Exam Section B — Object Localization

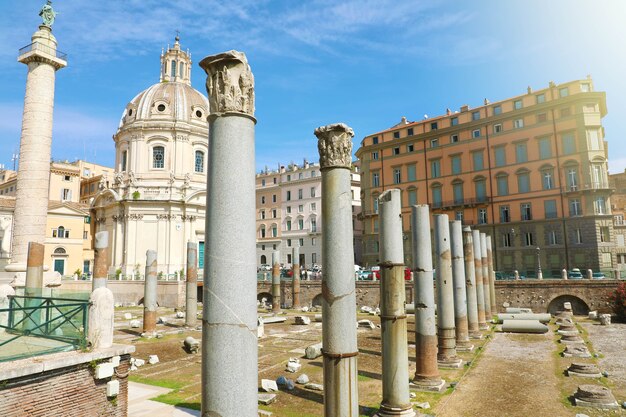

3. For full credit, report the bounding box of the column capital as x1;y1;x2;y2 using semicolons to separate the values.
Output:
314;123;354;170
199;50;255;117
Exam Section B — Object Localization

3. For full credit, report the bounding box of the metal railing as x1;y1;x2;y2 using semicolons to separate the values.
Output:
18;42;68;61
0;295;89;361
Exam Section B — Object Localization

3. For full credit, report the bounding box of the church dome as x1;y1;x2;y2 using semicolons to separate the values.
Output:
116;35;209;132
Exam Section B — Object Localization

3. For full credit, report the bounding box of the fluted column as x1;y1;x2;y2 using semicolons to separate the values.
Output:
199;51;257;417
315;123;359;417
376;190;414;417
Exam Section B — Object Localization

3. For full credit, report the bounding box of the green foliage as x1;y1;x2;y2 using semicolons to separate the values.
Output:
132;191;141;200
609;282;626;319
115;268;122;279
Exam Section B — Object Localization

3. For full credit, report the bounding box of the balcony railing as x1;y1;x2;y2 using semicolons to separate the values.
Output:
19;42;68;61
432;196;491;209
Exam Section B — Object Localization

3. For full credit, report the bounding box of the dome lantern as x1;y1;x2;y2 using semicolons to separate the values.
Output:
160;33;191;85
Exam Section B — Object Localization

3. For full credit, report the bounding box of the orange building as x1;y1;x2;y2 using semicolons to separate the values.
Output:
356;77;614;277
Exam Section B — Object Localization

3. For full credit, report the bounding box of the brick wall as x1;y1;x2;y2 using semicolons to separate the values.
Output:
0;353;131;417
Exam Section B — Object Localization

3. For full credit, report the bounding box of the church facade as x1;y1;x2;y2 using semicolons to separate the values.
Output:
91;38;209;278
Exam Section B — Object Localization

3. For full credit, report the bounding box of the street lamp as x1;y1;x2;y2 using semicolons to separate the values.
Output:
536;246;543;280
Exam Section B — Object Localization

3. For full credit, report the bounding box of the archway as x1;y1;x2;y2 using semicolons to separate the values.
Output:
547;294;590;315
312;293;323;307
257;292;272;306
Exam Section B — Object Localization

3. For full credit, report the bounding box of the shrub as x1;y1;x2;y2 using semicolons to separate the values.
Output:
610;282;626;320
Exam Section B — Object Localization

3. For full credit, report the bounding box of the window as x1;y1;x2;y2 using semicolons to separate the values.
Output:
261;196;266;204
472;151;484;171
574;228;583;244
299;173;303;180
592;164;605;188
261;210;266;219
298;189;303;199
432;186;442;208
502;233;512;247
514;118;524;129
393;131;400;139
559;87;569;97
472;129;481;138
453;182;464;205
261;179;266;186
287;175;291;181
495;146;506;167
524;232;534;246
287;239;292;247
544;200;557;219
560;107;571;117
53;226;69;238
431;138;439;148
472;111;480;121
121;151;127;171
536;93;545;104
393;147;400;155
450;134;459;143
548;230;558;245
372;136;379;145
273;177;277;184
478;208;488;224
595;197;607;214
455;211;464;221
475;179;487;202
171;60;177;77
286;220;292;231
408;189;417;206
311;219;317;232
587;129;602;150
371;151;379;160
542;169;554;190
310;187;316;198
287;191;291;201
372;172;380;187
431;160;441;178
493;105;502;115
515;143;527;163
538;137;552;159
493;124;502;134
61;188;72;201
195;151;204;173
514;100;523;110
451;117;458;126
298;204;304;213
580;83;591;92
451;155;462;174
569;198;582;216
600;226;610;243
430;122;438;130
272;226;277;237
272;208;277;218
497;175;509;196
521;203;532;220
373;198;379;214
299;238;304;246
615;215;624;226
517;171;530;193
311;202;316;211
312;238;317;246
153;146;165;168
393;168;401;184
407;164;417;182
407;144;414;152
298;218;304;230
562;134;576;155
272;194;277;203
500;205;510;222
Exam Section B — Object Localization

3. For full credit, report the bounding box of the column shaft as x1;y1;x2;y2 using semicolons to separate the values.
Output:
472;230;487;329
462;227;480;337
292;246;301;309
185;241;198;327
272;250;281;312
143;250;157;333
486;236;497;313
480;233;492;321
93;231;108;290
450;221;470;349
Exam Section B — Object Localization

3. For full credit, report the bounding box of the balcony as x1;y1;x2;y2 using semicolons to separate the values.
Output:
18;42;67;61
432;196;491;210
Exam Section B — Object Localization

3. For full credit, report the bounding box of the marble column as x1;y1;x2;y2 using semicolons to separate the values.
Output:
462;227;481;339
434;215;462;368
199;51;257;417
88;287;114;349
450;221;472;351
315;123;359;416
185;241;197;327
271;250;281;313
7;23;66;273
376;190;414;417
486;236;497;313
143;250;157;334
24;242;45;331
472;230;487;330
292;245;301;309
92;231;108;290
480;233;492;323
411;205;445;391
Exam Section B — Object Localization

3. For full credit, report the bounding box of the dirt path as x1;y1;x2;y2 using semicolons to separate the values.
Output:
435;331;570;417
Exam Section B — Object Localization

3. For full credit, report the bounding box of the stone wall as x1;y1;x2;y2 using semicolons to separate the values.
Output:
0;346;134;417
61;280;186;308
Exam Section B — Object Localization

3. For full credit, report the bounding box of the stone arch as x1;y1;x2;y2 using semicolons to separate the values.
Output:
547;294;590;315
257;292;272;306
312;293;323;307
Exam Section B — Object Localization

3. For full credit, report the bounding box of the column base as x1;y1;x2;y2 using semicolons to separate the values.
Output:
438;358;463;369
375;404;416;417
410;378;446;393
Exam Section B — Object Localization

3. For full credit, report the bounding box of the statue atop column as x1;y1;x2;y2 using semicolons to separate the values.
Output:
39;1;57;27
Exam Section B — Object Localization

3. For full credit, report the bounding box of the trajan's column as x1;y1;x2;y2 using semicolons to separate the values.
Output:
6;1;66;275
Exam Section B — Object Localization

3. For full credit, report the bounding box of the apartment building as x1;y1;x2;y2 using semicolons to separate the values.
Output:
357;77;613;276
609;171;626;276
256;160;362;269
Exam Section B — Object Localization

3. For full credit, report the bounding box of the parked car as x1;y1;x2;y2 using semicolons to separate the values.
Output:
259;264;271;271
592;272;606;280
370;265;381;280
568;268;583;279
357;269;372;280
404;267;412;280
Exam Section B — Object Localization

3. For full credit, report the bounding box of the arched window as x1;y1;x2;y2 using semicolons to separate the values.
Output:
171;60;177;77
260;255;267;264
153;146;165;169
53;226;68;238
54;247;66;254
195;151;204;173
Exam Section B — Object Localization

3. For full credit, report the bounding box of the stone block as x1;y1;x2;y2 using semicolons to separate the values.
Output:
357;319;376;329
258;393;277;405
305;342;322;359
261;379;278;392
130;320;140;328
286;358;301;373
184;336;200;353
305;383;323;391
148;355;159;364
123;313;133;320
599;314;611;325
294;316;311;325
296;374;309;384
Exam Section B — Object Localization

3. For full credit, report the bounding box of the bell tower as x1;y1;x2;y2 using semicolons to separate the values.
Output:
160;34;192;85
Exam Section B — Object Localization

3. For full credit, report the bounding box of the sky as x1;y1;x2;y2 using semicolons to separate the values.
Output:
1;0;625;173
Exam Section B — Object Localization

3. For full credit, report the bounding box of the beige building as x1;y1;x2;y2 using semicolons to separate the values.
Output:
91;37;209;277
